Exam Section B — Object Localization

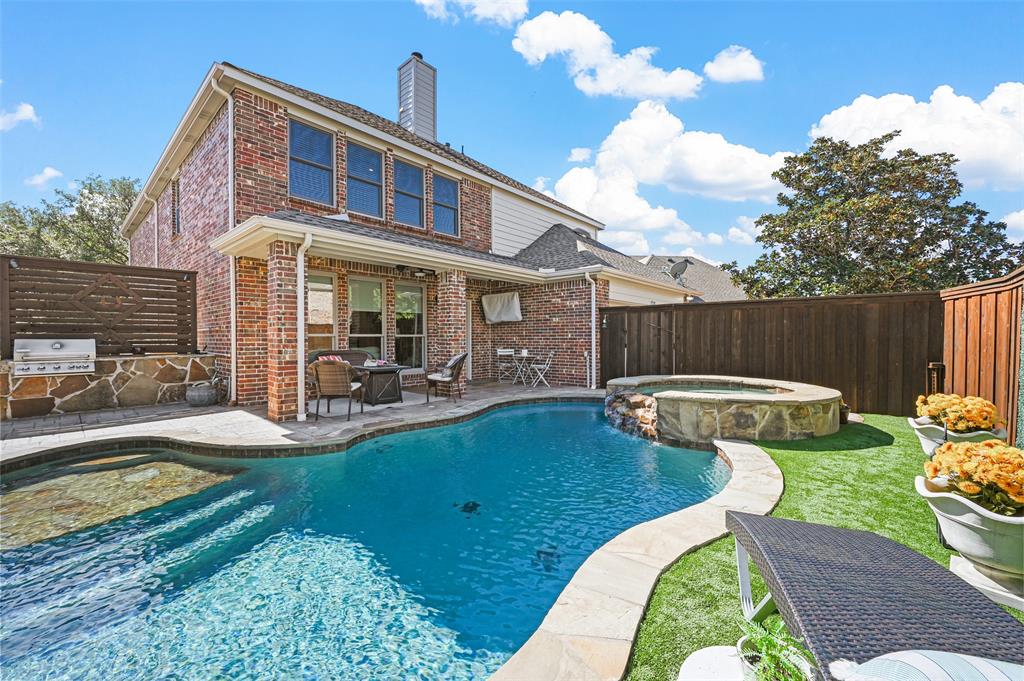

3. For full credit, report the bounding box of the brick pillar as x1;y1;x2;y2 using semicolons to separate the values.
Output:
267;240;300;421
434;269;468;395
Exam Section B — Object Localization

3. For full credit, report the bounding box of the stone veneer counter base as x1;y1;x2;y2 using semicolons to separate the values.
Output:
606;375;842;446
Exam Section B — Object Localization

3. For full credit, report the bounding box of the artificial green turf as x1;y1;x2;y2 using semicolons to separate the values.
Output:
625;414;1024;681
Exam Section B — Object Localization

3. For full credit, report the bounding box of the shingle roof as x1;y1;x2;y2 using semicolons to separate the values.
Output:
264;212;689;293
637;255;747;302
517;224;681;285
224;62;599;227
266;210;537;271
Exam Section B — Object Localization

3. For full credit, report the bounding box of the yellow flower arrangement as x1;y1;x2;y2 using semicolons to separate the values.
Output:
925;440;1024;516
915;393;1002;433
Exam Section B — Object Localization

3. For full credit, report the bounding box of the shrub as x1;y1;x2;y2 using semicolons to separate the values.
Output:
925;440;1024;516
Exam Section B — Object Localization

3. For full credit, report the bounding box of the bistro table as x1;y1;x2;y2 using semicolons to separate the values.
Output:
511;352;534;385
359;364;408;406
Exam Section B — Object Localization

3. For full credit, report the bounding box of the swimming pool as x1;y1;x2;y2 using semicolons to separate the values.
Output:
0;403;730;680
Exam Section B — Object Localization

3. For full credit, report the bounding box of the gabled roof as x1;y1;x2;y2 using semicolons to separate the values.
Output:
519;224;681;285
224;63;599;227
637;255;747;302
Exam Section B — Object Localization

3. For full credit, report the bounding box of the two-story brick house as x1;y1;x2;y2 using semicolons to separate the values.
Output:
121;56;696;421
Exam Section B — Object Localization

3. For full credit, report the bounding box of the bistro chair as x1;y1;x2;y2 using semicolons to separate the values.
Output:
496;348;516;383
426;352;468;403
529;351;555;388
311;360;364;421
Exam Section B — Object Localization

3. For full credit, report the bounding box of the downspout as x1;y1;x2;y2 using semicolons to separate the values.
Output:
210;75;237;403
584;272;597;390
295;232;314;421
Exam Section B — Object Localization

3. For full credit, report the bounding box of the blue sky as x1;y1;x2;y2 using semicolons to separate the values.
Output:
2;1;1022;266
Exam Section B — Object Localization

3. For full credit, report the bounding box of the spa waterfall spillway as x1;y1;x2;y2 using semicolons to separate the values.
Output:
605;375;843;446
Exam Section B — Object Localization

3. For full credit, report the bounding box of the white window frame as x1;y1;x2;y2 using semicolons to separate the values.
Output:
431;171;460;238
306;270;338;351
346;140;384;219
394;282;427;373
286;117;337;208
393;157;425;229
348;276;385;360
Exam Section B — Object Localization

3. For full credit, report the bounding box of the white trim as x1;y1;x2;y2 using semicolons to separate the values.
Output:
295;233;313;421
121;63;603;238
229;255;237;403
286;117;337;209
394;281;427;371
348;276;386;360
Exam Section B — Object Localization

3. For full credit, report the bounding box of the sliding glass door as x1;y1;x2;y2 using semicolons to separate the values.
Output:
395;284;425;369
349;279;383;359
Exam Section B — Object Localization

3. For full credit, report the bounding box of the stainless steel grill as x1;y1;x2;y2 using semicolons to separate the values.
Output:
12;339;96;377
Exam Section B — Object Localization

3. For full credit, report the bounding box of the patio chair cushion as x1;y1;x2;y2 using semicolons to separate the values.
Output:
427;373;453;382
829;650;1024;681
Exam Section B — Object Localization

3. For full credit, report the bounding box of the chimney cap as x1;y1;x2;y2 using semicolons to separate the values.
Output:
411;51;424;60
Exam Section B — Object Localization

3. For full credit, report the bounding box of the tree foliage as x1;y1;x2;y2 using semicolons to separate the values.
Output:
726;132;1023;297
0;175;138;264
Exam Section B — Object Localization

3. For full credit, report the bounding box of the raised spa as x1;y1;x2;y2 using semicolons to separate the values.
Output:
606;375;843;445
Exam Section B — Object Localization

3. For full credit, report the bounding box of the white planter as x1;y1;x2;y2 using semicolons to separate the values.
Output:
736;635;813;681
915;476;1024;601
906;416;1007;456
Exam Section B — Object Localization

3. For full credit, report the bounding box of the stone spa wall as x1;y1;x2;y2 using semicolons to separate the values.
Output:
1;354;218;419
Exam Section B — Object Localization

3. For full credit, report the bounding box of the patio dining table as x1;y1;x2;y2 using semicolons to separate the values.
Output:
359;364;408;405
511;352;536;385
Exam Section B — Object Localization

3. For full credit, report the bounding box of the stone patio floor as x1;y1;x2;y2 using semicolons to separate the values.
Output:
0;382;603;464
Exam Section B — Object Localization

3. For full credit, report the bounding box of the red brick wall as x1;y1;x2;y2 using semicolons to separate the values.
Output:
266;240;299;421
235;256;268;405
128;103;232;379
232;88;492;253
467;277;607;387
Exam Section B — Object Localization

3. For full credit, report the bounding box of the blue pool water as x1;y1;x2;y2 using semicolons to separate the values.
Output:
1;403;730;679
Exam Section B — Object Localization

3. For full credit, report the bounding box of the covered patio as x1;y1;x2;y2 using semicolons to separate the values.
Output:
210;212;620;421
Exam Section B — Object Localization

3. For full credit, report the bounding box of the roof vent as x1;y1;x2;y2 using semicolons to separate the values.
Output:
398;52;437;142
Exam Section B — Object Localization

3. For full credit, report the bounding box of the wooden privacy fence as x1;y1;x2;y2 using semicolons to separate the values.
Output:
0;255;197;358
600;291;945;417
941;265;1023;445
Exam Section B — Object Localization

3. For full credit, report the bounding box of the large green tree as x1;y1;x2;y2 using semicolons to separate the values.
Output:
0;175;138;264
726;132;1023;297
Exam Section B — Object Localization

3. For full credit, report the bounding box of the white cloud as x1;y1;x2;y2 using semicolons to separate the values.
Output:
1002;209;1024;241
706;232;724;245
24;166;62;189
703;45;764;83
550;101;788;238
662;226;703;246
811;82;1024;190
726;215;760;245
567;147;592;163
532;176;549;191
414;0;528;26
600;229;650;253
512;11;703;100
0;102;41;132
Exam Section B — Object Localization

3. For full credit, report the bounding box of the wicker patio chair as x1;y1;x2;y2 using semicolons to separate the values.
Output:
725;511;1024;679
426;352;468;403
311;360;364;421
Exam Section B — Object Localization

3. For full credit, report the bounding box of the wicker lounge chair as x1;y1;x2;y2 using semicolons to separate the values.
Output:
311;360;364;421
426;352;468;403
726;511;1024;679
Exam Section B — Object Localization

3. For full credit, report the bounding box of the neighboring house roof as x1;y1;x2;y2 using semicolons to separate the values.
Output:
636;255;747;302
518;224;681;286
224;63;598;227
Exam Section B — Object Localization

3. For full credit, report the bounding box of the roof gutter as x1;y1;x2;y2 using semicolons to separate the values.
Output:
209;216;604;285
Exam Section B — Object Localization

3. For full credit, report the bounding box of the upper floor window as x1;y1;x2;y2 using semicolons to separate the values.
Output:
347;142;383;217
394;159;424;228
288;120;334;206
171;179;181;235
432;174;459;236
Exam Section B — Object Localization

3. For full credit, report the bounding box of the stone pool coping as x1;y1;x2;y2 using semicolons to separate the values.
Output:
491;438;783;681
606;374;842;405
2;390;784;681
0;391;602;474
